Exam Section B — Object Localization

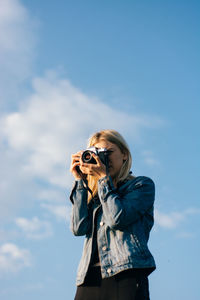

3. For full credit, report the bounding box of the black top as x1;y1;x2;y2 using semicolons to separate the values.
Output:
89;196;100;266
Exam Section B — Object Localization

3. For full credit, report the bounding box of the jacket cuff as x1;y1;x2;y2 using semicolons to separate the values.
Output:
69;179;87;204
98;176;116;202
76;179;87;190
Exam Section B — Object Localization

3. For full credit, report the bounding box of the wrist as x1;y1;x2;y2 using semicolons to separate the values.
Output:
98;170;107;178
98;173;107;180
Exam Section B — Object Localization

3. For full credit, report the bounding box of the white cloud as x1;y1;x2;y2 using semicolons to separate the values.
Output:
154;209;184;229
38;188;71;222
41;204;71;222
0;243;32;274
176;232;196;239
154;207;200;229
38;188;66;204
184;208;200;215
1;71;162;188
141;150;160;167
15;217;53;239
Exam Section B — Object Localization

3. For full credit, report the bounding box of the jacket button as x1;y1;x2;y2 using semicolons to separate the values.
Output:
107;268;112;274
100;221;104;226
102;246;106;251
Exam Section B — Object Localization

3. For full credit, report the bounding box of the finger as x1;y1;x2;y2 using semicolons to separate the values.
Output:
71;158;79;165
71;153;82;162
80;163;93;173
80;161;92;168
70;161;81;172
71;161;79;171
80;168;94;175
71;161;80;168
71;153;82;160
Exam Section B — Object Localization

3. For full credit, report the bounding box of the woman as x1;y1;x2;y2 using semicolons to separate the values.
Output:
69;130;156;300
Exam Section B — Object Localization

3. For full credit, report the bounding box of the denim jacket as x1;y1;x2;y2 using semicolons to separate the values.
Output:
70;175;156;286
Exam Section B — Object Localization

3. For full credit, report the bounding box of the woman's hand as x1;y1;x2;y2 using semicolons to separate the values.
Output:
70;151;83;180
79;153;107;180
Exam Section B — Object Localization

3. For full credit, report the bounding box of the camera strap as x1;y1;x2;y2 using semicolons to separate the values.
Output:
82;178;93;198
76;166;94;198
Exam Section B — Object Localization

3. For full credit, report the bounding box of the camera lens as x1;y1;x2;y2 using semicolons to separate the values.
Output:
82;150;96;164
83;151;92;162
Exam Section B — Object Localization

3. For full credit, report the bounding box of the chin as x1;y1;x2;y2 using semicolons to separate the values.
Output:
109;173;117;180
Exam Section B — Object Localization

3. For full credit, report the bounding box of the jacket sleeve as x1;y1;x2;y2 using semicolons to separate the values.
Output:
98;176;155;230
70;180;92;236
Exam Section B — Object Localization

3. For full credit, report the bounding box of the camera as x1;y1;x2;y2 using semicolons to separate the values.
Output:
82;147;110;165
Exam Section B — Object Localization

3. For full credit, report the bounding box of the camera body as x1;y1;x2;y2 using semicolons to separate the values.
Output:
82;147;110;165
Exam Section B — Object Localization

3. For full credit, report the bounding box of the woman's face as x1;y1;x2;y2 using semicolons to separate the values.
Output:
94;139;127;180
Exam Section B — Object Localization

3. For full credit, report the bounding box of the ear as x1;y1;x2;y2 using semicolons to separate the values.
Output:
123;151;128;161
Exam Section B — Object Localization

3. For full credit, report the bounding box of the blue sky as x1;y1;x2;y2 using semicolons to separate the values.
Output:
0;0;199;299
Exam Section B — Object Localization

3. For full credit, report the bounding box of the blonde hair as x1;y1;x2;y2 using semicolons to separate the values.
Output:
86;129;133;202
